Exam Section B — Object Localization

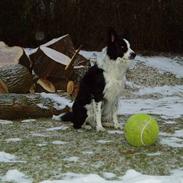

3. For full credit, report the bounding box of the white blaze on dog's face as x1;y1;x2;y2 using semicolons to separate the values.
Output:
106;29;136;60
123;39;136;60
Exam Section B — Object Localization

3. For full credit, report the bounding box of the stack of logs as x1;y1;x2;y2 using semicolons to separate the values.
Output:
0;35;89;120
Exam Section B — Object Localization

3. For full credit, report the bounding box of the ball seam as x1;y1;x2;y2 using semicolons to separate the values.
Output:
140;116;152;146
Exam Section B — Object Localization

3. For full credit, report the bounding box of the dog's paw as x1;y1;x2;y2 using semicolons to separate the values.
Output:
96;126;106;132
83;125;92;130
114;123;123;130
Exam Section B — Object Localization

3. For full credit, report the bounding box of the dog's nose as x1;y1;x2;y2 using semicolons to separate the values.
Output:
130;52;136;59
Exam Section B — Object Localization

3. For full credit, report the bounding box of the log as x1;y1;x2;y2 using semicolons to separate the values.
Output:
42;34;87;66
30;35;88;84
0;64;33;93
0;42;31;69
0;93;71;120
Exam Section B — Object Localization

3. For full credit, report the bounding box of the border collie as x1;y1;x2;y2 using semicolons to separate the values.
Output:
61;29;136;131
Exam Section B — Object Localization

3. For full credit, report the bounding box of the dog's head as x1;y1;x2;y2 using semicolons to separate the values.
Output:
106;29;136;60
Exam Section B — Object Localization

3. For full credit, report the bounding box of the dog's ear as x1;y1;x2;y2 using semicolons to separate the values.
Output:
107;28;118;44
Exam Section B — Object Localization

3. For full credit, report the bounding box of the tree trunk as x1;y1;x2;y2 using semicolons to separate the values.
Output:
0;93;71;120
0;64;33;93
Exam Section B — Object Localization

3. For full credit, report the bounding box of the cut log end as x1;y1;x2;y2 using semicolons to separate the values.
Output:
67;80;74;95
37;78;56;93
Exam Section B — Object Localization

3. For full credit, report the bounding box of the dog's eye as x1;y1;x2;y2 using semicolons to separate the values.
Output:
121;46;124;49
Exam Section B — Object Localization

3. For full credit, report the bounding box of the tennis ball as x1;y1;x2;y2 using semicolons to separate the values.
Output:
124;114;159;147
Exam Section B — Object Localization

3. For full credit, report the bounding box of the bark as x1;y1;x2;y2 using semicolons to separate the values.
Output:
30;34;88;81
0;64;33;93
0;93;70;120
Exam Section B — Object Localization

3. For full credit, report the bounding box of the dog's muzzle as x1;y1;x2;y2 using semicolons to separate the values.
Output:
129;52;136;60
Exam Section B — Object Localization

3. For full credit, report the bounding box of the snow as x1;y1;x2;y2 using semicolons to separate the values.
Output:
24;47;38;55
40;169;183;183
118;96;183;119
96;140;111;144
52;141;67;145
6;138;22;143
146;152;161;156
0;152;18;162
82;151;94;155
107;130;123;135
40;93;73;110
63;156;79;162
40;46;71;65
1;169;32;183
102;172;116;179
120;83;183;119
136;85;183;96
0;119;13;125
160;130;183;148
46;125;69;131
37;103;49;109
21;119;37;123
136;55;183;78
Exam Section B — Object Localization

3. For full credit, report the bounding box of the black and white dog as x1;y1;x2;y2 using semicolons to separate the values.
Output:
61;29;136;131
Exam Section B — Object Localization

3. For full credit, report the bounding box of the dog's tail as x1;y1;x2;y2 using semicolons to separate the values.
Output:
61;112;74;122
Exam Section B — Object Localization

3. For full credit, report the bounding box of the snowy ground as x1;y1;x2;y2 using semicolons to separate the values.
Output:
0;53;183;182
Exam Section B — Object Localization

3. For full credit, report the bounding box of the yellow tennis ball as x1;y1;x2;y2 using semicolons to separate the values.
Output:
124;114;159;147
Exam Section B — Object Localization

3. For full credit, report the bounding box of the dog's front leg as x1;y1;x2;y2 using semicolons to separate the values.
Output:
94;101;105;132
112;104;122;129
113;111;121;129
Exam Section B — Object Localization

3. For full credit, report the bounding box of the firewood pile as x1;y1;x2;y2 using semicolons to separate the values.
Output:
0;34;89;96
0;35;90;120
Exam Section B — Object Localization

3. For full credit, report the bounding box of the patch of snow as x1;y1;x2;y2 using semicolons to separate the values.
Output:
125;80;141;89
82;151;94;155
102;172;116;179
31;133;50;137
136;85;183;96
6;138;22;143
40;169;183;183
146;152;161;156
41;93;72;110
164;120;176;124
37;103;49;109
118;96;183;119
107;130;123;135
136;55;183;78
160;131;183;148
0;152;17;162
80;50;101;60
96;140;111;144
37;143;48;147
63;156;79;162
174;129;183;138
40;46;70;65
46;125;69;131
0;119;13;125
24;48;38;55
1;169;32;183
52;141;67;145
21;119;37;123
161;136;183;148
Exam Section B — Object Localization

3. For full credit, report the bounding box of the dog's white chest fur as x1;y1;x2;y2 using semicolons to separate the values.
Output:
102;57;130;102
